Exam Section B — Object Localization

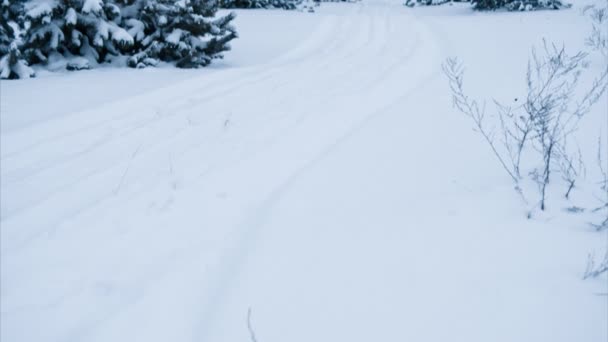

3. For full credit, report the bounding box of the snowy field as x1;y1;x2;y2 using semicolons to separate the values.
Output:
1;1;607;341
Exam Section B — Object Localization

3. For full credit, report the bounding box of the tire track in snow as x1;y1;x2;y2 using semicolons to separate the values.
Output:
0;3;405;235
0;8;379;224
0;0;367;161
0;7;366;224
1;2;444;341
192;8;444;342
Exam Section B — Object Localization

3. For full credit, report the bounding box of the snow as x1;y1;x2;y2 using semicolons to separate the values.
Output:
110;26;134;46
125;19;146;42
95;21;110;46
0;50;35;80
25;0;59;19
1;1;607;342
82;0;104;14
167;29;185;45
65;8;77;26
158;14;168;26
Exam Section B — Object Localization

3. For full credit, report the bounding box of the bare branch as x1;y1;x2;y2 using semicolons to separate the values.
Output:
583;251;608;279
591;135;608;231
247;307;258;342
444;41;607;212
443;58;520;183
586;2;608;57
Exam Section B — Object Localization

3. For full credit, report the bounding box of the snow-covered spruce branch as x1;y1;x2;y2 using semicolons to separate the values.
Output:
443;42;608;212
0;1;35;79
405;0;453;7
0;0;238;79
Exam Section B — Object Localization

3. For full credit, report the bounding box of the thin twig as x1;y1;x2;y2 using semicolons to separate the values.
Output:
247;307;258;342
114;144;142;195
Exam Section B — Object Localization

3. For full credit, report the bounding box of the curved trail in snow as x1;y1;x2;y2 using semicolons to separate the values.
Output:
1;0;439;253
1;3;444;341
3;1;606;342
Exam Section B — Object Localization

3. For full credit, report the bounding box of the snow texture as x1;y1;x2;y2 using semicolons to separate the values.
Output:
25;0;60;19
82;0;104;14
1;1;607;342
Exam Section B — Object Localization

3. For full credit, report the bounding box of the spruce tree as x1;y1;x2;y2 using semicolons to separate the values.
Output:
0;0;35;79
23;0;134;69
219;0;300;10
472;0;566;10
0;0;237;78
125;0;237;68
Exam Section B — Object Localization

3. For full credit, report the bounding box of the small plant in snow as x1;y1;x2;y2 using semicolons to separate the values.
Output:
583;250;608;279
442;58;522;185
523;42;607;210
590;137;608;231
556;144;584;200
584;1;608;57
443;40;608;212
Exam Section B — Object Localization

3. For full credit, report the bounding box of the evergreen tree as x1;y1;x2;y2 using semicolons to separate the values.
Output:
23;0;134;69
219;0;301;10
219;0;269;8
405;0;452;7
0;0;35;79
0;0;237;78
471;0;502;10
403;0;567;10
472;0;566;10
125;0;237;68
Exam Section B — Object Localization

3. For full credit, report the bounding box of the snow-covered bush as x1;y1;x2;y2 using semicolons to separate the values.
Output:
22;0;135;69
405;0;461;8
0;0;237;78
124;0;237;68
219;0;302;10
404;0;569;10
0;42;35;79
472;0;568;10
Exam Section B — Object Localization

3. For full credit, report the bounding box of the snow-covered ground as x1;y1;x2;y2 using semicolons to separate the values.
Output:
1;1;607;341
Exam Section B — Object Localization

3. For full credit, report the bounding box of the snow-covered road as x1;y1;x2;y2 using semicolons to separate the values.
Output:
1;1;607;341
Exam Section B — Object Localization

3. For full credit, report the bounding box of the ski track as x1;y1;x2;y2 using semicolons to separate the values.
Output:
1;1;429;244
2;1;606;342
1;2;440;339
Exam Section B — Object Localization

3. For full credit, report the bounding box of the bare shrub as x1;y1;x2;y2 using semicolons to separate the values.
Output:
591;137;608;231
584;1;608;57
443;41;608;212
